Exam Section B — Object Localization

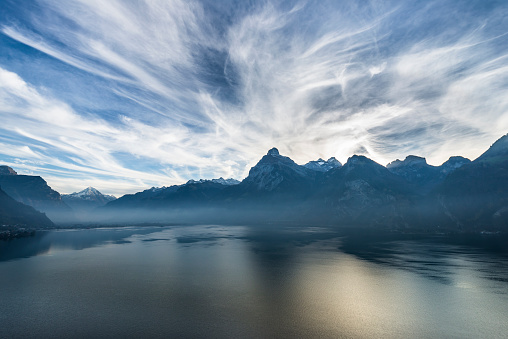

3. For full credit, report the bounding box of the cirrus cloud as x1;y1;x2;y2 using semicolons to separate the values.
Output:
0;0;507;195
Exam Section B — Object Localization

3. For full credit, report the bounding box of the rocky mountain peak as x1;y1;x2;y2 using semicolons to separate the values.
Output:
387;155;427;169
63;187;116;201
267;148;280;156
346;155;371;165
442;156;471;166
0;165;18;175
83;187;100;194
327;157;341;166
405;155;427;164
244;149;312;191
440;156;471;174
304;156;342;172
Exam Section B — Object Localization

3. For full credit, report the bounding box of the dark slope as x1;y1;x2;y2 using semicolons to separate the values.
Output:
99;179;239;224
435;134;508;230
304;155;417;227
106;180;232;209
240;148;316;191
0;171;72;223
0;187;54;228
0;166;17;175
217;148;326;223
387;155;471;193
440;156;472;174
475;134;508;163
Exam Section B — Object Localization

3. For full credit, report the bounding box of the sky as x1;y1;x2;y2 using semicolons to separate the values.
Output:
1;0;507;196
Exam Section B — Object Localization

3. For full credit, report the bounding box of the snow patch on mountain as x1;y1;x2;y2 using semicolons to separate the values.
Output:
440;156;471;174
304;157;341;172
63;187;116;202
186;178;240;186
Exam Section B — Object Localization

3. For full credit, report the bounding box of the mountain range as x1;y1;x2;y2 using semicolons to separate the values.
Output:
1;133;508;232
97;134;508;231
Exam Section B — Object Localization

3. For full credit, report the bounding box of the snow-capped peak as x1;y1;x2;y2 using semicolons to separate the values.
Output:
148;186;167;192
304;157;342;172
79;187;100;196
186;178;240;186
63;187;116;201
211;177;240;185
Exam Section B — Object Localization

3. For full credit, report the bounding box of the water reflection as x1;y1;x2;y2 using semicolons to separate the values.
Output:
1;226;508;337
0;227;164;262
340;233;508;294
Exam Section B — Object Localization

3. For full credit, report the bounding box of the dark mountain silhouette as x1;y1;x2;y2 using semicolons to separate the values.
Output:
308;155;417;226
475;134;508;163
387;155;471;193
434;134;508;230
0;186;54;230
227;148;321;202
0;169;72;223
240;148;316;192
220;148;328;222
106;177;239;210
440;156;472;174
98;177;243;224
0;166;18;175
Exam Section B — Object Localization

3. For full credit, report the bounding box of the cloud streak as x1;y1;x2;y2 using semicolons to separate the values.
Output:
0;0;507;195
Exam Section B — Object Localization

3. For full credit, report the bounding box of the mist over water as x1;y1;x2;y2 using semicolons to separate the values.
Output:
1;225;507;338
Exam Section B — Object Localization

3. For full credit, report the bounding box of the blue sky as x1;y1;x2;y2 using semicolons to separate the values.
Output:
1;0;507;196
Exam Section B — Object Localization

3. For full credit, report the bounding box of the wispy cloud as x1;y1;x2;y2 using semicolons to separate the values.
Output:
0;67;232;195
0;0;507;195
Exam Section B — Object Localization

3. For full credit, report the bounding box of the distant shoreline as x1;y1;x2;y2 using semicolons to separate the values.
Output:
4;222;506;239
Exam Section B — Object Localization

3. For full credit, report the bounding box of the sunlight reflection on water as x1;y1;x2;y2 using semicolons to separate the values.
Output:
0;225;507;338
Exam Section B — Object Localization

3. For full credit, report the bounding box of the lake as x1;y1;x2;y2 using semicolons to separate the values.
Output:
1;225;507;338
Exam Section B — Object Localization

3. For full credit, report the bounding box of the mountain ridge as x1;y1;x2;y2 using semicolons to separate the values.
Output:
2;133;508;231
98;138;506;230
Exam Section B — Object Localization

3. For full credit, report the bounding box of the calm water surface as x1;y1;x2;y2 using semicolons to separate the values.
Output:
1;225;507;338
